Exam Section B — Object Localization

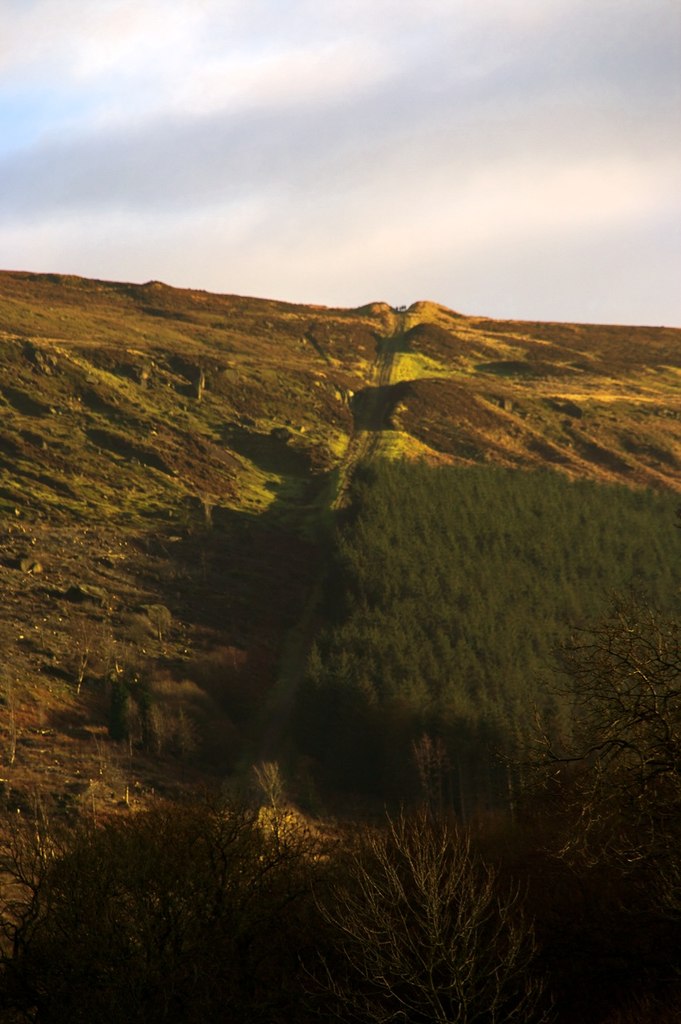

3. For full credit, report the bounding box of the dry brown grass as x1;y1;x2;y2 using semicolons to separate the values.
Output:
1;270;679;817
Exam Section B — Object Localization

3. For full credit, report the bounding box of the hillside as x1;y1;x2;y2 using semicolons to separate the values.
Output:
296;460;680;809
0;270;680;816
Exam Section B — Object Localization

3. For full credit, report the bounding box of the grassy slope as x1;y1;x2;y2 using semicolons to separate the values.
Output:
0;271;680;814
389;301;681;488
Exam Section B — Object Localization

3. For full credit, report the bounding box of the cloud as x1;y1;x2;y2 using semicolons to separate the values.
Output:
0;0;679;324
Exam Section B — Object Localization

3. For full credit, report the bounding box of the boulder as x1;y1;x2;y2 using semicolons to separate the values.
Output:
63;583;108;608
18;556;43;574
24;342;58;375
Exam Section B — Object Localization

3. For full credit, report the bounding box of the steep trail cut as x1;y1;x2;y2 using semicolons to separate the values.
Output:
332;311;408;508
256;312;410;763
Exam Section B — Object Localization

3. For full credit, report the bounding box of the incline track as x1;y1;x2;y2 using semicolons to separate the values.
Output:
256;312;408;762
332;311;407;508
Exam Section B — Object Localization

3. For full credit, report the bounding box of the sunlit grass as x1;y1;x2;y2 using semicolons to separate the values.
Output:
392;351;451;382
374;429;445;462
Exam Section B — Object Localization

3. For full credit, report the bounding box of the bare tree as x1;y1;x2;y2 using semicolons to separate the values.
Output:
0;798;319;1024
144;605;172;644
253;761;286;816
1;673;18;768
318;809;551;1023
537;595;681;870
68;617;114;695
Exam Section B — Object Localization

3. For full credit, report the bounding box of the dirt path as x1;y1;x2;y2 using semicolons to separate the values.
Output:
332;312;406;508
254;313;407;765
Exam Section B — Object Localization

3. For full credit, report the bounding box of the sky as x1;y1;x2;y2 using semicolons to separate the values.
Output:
1;0;680;325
